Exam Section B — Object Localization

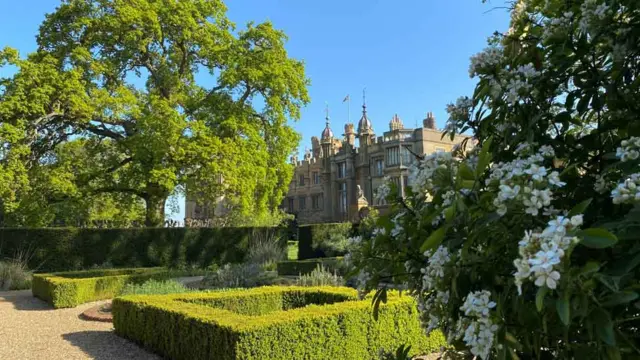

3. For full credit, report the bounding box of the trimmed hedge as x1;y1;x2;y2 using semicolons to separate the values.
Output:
298;223;356;260
32;267;180;308
0;227;285;272
276;257;345;276
113;286;445;360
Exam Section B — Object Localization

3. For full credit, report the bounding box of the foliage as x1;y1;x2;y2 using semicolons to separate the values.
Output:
298;223;354;259
0;260;32;291
0;0;309;226
119;279;190;296
276;257;346;276
349;1;640;359
201;263;276;289
287;240;298;260
113;286;445;360
246;227;286;266
296;264;343;287
0;227;284;272
32;267;173;308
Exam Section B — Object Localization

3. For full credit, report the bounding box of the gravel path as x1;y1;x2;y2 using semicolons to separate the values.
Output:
0;290;160;360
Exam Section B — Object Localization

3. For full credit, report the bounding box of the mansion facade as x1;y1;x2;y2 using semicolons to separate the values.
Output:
282;104;469;224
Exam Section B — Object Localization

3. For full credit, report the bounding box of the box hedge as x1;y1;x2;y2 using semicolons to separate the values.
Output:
113;286;445;360
0;227;285;272
297;223;356;260
276;257;345;276
32;267;184;308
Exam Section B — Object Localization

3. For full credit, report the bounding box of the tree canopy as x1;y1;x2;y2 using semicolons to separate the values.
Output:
0;0;309;226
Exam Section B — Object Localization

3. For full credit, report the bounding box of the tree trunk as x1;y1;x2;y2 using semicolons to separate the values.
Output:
144;195;167;227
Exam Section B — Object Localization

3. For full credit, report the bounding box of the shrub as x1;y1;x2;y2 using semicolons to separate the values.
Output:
246;228;286;266
0;260;32;291
32;267;175;308
0;227;285;272
113;286;446;360
296;265;343;287
201;263;276;289
119;279;191;296
298;223;355;259
276;257;345;276
349;1;640;359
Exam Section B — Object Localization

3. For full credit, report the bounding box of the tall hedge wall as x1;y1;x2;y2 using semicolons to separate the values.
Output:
298;223;357;260
0;227;284;272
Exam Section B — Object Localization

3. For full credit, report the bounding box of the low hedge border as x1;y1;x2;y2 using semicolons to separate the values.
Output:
113;286;445;360
276;257;345;276
32;267;179;308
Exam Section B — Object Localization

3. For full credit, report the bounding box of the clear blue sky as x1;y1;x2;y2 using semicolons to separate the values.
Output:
0;0;511;221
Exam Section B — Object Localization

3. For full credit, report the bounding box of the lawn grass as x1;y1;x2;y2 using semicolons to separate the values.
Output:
287;240;298;260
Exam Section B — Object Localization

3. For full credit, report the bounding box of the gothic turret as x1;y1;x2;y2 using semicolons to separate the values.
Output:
389;114;404;130
423;111;436;129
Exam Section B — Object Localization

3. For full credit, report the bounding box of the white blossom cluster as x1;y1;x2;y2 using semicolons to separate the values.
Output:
391;212;404;237
420;246;451;292
488;145;565;216
579;0;610;35
453;290;498;360
407;151;455;196
611;173;640;205
542;11;573;41
513;215;583;294
347;235;362;247
616;137;640;162
594;174;608;194
503;64;541;104
469;46;503;78
442;190;456;207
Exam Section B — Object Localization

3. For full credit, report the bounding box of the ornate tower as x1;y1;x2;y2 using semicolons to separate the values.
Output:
389;114;404;130
423;111;436;129
320;104;334;160
344;123;355;146
357;90;374;146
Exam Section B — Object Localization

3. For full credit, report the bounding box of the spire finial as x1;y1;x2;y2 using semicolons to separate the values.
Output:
362;87;367;114
325;102;330;125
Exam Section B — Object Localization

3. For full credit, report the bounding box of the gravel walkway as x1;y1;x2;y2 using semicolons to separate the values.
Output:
0;290;160;360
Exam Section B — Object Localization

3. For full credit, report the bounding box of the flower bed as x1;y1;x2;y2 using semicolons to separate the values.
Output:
276;257;345;276
32;267;176;308
113;286;445;360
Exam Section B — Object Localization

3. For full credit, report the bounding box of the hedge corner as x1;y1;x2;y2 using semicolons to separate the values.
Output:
112;286;446;360
32;267;167;308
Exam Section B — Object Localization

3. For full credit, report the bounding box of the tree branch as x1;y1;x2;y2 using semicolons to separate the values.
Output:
83;122;124;140
93;186;146;198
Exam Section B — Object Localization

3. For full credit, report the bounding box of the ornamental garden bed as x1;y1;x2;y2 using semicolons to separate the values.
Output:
113;286;445;360
276;257;345;276
32;267;181;308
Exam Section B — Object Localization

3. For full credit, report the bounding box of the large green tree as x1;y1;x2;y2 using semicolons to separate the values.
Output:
0;0;308;226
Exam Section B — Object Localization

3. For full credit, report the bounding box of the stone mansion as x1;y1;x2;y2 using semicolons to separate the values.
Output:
282;103;469;224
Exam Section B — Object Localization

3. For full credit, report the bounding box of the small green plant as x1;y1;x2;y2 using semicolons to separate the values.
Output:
203;263;276;289
296;264;343;287
0;260;32;290
119;279;190;296
246;230;286;267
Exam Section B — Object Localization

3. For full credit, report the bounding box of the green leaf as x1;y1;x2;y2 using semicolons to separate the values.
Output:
458;161;475;180
577;93;592;115
536;286;548;312
601;291;638;307
591;308;616;345
475;136;494;178
420;226;447;253
444;205;456;223
568;198;592;217
504;331;522;352
372;287;388;321
556;294;570;326
579;261;600;275
578;228;618;249
461;180;475;189
605;346;622;360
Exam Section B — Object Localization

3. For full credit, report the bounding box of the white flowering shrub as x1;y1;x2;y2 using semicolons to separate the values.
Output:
350;1;640;359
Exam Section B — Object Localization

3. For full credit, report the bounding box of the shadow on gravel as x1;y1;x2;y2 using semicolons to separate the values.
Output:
63;330;160;360
0;290;55;311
